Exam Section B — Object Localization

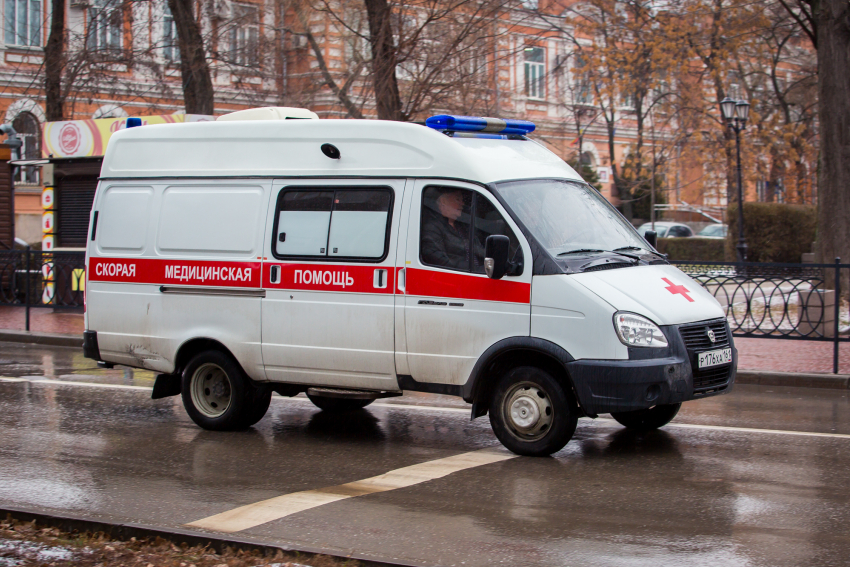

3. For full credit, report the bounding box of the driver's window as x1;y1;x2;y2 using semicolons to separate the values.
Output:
420;186;519;274
472;196;520;274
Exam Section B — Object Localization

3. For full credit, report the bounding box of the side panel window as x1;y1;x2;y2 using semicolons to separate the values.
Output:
273;187;393;261
328;191;392;257
276;191;333;256
420;186;519;273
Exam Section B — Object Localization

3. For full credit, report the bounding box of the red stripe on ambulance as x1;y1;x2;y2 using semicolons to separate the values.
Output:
405;267;530;304
88;257;262;288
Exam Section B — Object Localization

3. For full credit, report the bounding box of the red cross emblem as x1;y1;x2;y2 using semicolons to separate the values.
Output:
662;277;694;302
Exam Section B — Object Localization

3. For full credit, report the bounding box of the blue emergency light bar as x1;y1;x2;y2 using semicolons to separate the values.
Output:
426;115;536;136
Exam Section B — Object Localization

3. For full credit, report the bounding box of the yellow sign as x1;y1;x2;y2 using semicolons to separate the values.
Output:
72;269;86;292
42;114;214;158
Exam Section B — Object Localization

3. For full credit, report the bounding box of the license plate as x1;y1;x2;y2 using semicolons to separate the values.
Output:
698;348;732;369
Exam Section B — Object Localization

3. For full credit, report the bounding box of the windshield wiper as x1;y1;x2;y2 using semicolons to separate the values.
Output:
558;248;642;261
613;246;645;252
557;249;606;256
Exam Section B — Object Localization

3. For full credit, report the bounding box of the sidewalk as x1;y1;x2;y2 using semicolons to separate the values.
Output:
1;305;848;374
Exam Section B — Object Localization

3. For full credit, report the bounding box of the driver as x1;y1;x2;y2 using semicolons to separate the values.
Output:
421;188;475;270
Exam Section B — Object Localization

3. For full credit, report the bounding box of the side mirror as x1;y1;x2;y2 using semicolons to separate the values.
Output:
644;230;657;249
484;235;510;279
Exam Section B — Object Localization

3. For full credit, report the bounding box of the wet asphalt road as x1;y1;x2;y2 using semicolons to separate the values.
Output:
1;342;849;566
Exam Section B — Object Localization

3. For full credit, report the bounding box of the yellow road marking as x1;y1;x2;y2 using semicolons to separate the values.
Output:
185;448;516;533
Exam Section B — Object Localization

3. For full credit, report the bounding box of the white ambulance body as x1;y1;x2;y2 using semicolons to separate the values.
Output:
83;111;736;456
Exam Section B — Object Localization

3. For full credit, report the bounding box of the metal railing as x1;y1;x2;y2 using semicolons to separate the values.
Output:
0;250;845;373
672;259;847;373
0;249;86;329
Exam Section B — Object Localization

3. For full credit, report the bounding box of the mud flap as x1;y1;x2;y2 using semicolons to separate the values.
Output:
152;373;181;399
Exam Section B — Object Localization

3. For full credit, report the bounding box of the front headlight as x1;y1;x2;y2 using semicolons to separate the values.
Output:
613;312;668;348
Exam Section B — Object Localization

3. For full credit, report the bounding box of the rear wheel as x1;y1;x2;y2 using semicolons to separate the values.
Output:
488;366;577;457
181;350;258;431
306;394;374;413
611;403;681;431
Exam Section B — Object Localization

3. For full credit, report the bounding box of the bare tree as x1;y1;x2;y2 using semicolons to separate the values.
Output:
167;0;214;113
777;0;850;272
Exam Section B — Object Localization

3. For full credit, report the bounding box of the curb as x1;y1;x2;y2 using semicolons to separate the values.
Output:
0;330;82;348
0;506;415;567
736;370;850;389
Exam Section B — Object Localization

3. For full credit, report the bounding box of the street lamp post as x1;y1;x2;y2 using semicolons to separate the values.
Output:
720;97;750;263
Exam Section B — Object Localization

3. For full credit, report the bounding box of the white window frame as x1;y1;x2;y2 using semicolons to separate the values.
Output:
5;0;42;47
162;4;179;63
229;3;259;67
524;46;545;100
87;0;123;53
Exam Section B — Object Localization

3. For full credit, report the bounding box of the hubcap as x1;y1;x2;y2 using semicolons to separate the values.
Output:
503;382;553;441
191;363;232;418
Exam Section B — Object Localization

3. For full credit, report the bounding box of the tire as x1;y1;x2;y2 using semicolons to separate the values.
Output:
306;394;374;413
181;350;258;431
488;366;578;457
240;385;272;427
611;403;681;432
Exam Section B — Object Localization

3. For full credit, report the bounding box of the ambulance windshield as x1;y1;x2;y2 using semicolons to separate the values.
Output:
494;179;649;257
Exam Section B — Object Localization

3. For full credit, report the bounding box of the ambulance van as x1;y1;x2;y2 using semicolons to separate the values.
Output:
83;109;736;456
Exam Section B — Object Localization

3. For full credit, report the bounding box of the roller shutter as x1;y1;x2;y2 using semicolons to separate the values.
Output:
0;159;12;250
56;176;97;248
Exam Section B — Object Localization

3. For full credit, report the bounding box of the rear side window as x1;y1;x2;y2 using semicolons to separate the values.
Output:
273;187;393;261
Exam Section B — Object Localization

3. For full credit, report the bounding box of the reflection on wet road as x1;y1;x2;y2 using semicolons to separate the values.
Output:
1;342;849;566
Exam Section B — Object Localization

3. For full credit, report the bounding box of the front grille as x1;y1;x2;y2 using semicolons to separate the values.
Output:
679;320;730;351
693;365;733;393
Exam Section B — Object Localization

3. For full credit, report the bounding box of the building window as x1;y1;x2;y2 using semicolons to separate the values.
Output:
5;0;42;46
12;111;39;185
87;0;123;53
573;55;592;104
524;47;545;100
163;4;179;63
229;3;259;67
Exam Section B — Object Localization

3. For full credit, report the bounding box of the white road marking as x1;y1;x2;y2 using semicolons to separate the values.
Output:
661;421;850;440
185;448;516;533
3;376;850;440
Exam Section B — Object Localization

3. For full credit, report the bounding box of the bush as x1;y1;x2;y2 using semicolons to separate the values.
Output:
656;238;725;261
726;203;817;263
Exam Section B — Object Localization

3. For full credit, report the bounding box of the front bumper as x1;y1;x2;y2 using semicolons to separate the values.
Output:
566;320;737;415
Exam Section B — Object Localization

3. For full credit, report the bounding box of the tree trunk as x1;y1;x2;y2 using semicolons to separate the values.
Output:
167;0;214;115
363;0;403;120
44;0;66;121
815;0;850;279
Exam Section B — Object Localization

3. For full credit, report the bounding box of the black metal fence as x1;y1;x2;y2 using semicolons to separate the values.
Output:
0;249;86;329
0;250;845;373
672;259;848;373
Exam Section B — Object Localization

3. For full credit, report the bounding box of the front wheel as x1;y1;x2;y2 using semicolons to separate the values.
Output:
488;366;578;457
611;403;681;431
181;350;259;431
